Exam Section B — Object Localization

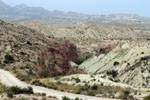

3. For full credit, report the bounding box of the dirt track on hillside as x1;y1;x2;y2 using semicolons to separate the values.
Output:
0;69;119;100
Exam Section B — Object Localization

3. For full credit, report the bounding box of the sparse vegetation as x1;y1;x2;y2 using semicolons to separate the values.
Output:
9;86;33;94
113;61;120;66
0;8;150;100
39;70;50;78
119;90;130;99
144;95;150;100
4;54;14;64
62;96;82;100
62;96;71;100
74;78;81;83
16;72;31;81
0;84;33;98
107;70;118;78
91;84;98;90
55;76;61;80
88;91;95;96
34;93;46;97
7;92;14;98
39;79;135;98
20;51;26;55
57;81;62;84
76;58;87;65
26;41;32;45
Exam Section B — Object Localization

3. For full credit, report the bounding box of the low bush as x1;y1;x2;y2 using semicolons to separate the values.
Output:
26;41;32;45
144;95;150;100
75;97;82;100
57;81;62;85
62;96;82;100
74;78;81;83
9;86;33;94
113;61;119;66
39;70;50;78
91;84;98;90
76;90;81;94
76;58;87;65
4;54;14;64
55;76;60;80
107;70;118;78
88;91;95;96
16;72;31;81
7;92;13;98
34;93;46;97
119;90;130;99
62;96;71;100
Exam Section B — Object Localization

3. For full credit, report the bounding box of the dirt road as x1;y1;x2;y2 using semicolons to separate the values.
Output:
0;69;119;100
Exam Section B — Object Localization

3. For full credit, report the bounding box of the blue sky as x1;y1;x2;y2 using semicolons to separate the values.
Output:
3;0;150;17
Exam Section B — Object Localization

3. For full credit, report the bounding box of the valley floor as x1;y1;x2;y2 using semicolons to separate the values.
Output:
0;69;119;100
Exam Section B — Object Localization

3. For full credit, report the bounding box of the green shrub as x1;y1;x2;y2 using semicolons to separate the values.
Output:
4;54;14;64
26;41;32;45
120;90;130;99
76;90;81;94
34;93;46;97
75;97;82;100
107;70;118;78
13;44;19;48
144;95;150;100
76;58;87;65
41;93;46;96
57;81;62;85
28;69;34;75
62;96;71;100
123;90;130;95
39;70;50;78
7;92;13;98
113;61;119;66
88;91;95;96
55;76;60;80
20;52;26;55
62;96;82;100
16;72;31;81
91;84;98;90
10;86;33;94
74;78;81;83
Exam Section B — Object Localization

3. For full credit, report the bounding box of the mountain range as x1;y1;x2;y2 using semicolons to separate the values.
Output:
0;0;150;24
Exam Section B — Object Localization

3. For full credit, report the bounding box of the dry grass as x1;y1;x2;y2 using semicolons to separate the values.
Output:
39;79;135;98
41;80;81;93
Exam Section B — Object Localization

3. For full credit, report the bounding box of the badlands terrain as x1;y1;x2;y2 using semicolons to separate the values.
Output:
0;18;150;100
0;0;150;100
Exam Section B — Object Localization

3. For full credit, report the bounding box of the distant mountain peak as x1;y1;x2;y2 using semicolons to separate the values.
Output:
14;4;28;9
0;0;11;9
0;0;149;24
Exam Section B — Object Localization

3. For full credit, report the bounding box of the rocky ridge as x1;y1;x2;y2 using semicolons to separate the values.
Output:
79;42;150;88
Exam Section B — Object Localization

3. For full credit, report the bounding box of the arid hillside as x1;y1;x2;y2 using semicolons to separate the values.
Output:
19;22;150;57
0;19;79;81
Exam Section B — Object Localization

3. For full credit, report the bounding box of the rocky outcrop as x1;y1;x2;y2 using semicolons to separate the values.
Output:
36;41;78;77
0;19;79;79
79;43;150;88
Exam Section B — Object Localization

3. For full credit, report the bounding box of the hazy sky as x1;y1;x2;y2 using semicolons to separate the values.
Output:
3;0;150;17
